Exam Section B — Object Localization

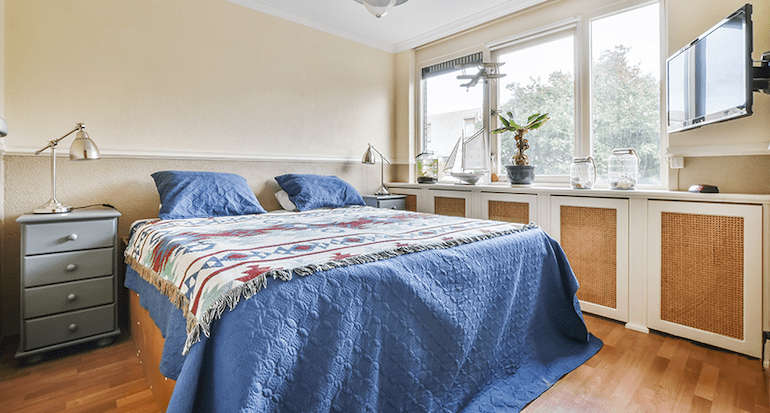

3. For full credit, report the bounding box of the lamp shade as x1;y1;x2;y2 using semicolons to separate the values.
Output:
69;129;100;160
362;145;376;164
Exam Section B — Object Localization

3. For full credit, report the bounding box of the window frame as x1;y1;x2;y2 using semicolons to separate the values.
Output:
416;0;666;188
489;19;580;183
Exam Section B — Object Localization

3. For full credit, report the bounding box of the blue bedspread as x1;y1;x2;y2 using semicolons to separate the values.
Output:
125;226;601;412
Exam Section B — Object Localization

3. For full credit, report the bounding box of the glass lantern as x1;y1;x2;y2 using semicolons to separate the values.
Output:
416;151;438;184
570;156;596;189
608;148;639;190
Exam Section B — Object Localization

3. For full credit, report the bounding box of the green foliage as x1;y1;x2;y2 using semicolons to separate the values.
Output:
591;46;660;184
498;45;660;182
499;70;575;174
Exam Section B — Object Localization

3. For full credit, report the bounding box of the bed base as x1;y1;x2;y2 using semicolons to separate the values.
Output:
130;292;175;412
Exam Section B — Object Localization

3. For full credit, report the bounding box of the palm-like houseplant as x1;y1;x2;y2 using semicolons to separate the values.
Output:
492;111;550;184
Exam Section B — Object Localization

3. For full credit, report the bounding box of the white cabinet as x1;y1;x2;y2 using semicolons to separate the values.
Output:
427;189;473;217
550;196;629;322
479;192;537;225
647;201;762;357
388;187;423;212
386;182;770;359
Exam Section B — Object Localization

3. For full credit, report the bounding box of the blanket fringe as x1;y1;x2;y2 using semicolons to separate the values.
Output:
127;222;539;355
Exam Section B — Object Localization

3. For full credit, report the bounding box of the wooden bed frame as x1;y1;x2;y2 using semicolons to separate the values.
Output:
130;291;174;411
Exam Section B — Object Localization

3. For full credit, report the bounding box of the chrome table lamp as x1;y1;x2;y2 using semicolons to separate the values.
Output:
362;143;391;196
33;123;100;213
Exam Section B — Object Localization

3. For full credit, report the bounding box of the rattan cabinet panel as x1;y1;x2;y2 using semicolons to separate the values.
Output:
549;196;629;322
648;201;761;357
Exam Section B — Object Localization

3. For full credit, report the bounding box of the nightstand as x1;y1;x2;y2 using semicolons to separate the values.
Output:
363;194;407;210
15;208;121;363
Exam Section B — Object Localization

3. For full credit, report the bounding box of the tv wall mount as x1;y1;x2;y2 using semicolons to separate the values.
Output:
754;51;770;94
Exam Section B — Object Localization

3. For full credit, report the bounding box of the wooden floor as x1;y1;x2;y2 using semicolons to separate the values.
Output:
1;314;768;412
0;331;159;413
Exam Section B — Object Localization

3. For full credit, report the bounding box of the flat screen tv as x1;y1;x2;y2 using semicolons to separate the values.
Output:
666;4;753;133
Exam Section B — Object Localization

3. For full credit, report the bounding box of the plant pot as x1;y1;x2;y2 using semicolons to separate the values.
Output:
506;165;535;185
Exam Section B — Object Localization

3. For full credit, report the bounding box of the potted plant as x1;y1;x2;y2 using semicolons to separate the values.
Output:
492;111;550;184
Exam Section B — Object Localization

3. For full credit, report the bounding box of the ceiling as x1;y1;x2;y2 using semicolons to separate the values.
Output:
225;0;549;53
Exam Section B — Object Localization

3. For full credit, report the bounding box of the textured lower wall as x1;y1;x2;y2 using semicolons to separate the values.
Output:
1;155;378;337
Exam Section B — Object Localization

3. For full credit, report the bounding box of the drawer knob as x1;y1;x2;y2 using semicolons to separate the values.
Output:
66;264;77;271
68;323;78;332
67;293;77;302
67;233;78;241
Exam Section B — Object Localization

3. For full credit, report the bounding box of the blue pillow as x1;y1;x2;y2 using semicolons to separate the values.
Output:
274;174;365;211
152;171;267;220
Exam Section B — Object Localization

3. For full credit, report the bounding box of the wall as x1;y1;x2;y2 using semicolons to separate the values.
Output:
405;0;770;193
0;0;395;337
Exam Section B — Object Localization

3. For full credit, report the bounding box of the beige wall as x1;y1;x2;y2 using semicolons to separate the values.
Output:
407;0;770;193
0;0;395;337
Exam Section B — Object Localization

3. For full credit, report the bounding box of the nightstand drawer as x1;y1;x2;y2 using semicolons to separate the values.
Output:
23;219;115;255
23;248;114;287
24;276;114;319
378;198;406;210
24;304;115;350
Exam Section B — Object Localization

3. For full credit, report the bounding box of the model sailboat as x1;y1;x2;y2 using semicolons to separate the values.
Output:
444;128;487;184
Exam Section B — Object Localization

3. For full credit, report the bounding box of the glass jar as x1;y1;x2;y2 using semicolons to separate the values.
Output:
608;148;639;190
570;156;596;189
416;151;438;183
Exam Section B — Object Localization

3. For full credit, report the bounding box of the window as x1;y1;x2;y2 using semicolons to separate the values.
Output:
422;53;485;175
495;33;576;176
591;3;661;186
419;1;663;186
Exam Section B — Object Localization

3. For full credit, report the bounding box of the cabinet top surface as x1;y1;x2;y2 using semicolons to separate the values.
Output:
386;182;770;204
17;208;121;224
363;194;407;200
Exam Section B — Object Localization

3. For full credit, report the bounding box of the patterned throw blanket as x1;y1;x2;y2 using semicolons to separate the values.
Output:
125;206;534;354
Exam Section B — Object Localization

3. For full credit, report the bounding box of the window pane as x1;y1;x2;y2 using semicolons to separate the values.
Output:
591;4;660;186
497;35;575;175
424;71;483;174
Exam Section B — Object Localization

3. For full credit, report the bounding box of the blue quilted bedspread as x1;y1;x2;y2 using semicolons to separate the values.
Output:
125;226;601;412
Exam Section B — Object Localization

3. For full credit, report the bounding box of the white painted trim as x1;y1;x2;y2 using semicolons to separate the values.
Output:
227;0;549;54
4;147;361;164
478;192;538;224
398;0;549;53
225;0;397;53
426;189;474;217
647;201;763;358
625;323;650;334
485;16;580;50
666;142;770;157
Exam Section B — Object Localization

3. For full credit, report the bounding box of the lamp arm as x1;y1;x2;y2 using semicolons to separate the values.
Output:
34;123;84;155
367;143;392;164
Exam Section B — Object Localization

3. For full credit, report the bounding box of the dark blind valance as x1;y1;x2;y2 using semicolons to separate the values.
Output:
421;52;483;79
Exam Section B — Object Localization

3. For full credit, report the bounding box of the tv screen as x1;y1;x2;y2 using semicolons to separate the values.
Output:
667;4;753;133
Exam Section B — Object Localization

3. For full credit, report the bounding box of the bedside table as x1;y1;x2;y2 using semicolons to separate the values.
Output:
15;208;121;363
363;194;407;210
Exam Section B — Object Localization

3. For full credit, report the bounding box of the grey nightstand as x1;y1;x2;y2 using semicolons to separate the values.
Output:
363;194;407;210
15;208;121;363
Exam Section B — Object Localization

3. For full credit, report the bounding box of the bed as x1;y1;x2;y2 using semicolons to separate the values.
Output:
124;171;602;412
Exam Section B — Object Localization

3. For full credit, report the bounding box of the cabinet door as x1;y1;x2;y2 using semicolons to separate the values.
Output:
427;190;473;217
388;188;422;212
479;192;537;225
550;196;629;322
647;201;762;357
